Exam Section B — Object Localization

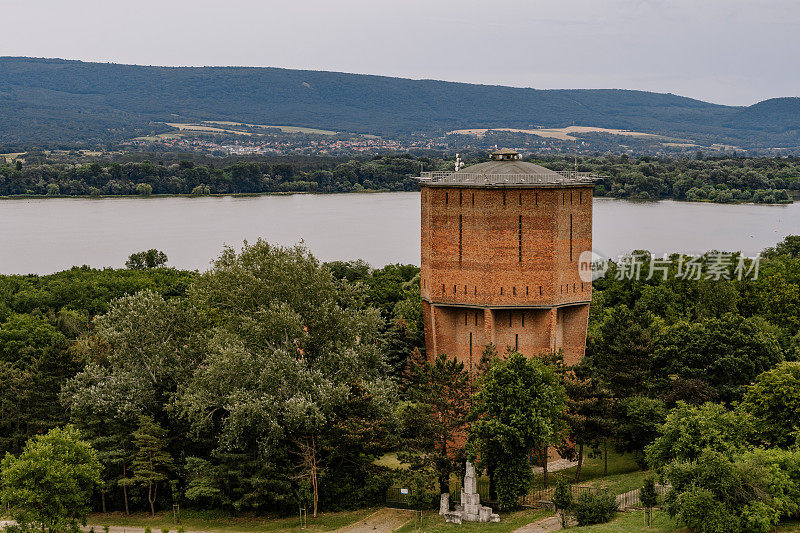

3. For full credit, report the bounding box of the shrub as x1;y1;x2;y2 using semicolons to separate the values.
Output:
664;448;800;533
406;468;436;512
144;527;151;533
670;487;741;532
161;528;169;533
103;526;110;533
573;491;618;526
552;477;573;528
190;185;210;196
494;456;534;510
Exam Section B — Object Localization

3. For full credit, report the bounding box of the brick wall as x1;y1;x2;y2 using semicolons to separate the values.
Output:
421;184;592;367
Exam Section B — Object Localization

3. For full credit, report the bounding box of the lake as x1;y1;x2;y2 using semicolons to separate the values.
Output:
2;193;798;274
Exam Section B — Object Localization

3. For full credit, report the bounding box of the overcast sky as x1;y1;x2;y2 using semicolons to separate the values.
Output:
0;0;796;106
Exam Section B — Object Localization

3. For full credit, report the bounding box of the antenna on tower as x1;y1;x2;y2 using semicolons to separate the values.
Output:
453;153;465;172
573;120;578;172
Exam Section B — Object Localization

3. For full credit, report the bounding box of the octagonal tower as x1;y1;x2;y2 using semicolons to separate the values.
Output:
419;149;594;369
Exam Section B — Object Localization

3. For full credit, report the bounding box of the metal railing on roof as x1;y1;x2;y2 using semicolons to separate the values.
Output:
418;170;597;185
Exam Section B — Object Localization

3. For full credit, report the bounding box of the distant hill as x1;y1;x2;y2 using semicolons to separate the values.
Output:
1;57;799;149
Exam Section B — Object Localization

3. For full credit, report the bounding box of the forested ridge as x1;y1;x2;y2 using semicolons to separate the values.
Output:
1;236;799;532
2;57;800;149
2;152;797;203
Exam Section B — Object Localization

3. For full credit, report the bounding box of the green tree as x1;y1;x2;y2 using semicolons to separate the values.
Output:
398;353;472;494
178;242;392;516
562;363;614;479
584;305;656;399
0;314;74;454
652;314;782;404
645;402;752;470
615;397;667;468
61;363;142;514
640;477;658;528
0;425;101;532
401;465;437;513
741;361;800;448
131;415;175;517
467;352;566;509
126;249;168;269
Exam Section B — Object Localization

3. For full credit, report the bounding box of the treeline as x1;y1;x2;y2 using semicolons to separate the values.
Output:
0;155;429;196
539;154;799;203
2;152;799;203
1;238;799;520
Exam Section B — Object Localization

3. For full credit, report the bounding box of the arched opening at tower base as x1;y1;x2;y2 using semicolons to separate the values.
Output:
422;301;589;369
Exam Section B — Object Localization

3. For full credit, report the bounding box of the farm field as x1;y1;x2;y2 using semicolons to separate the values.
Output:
162;122;340;136
447;126;662;141
205;121;339;135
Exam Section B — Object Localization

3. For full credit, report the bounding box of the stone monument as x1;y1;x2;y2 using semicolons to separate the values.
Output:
439;493;450;515
443;461;500;524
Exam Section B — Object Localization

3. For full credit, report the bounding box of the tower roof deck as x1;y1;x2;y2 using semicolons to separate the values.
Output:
418;149;597;187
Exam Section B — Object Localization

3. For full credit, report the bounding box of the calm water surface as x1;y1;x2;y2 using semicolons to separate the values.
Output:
2;193;798;274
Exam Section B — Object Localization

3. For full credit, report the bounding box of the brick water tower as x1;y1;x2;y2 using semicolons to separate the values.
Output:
419;149;595;369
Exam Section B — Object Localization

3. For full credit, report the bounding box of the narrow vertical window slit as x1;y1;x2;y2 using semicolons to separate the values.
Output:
459;214;463;264
570;214;574;262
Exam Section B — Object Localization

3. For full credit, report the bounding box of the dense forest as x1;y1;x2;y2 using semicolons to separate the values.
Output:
2;57;800;149
1;152;797;203
1;236;799;532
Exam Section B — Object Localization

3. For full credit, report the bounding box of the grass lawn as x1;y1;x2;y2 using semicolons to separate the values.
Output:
86;508;377;533
778;519;800;532
569;510;681;532
567;510;800;532
373;451;407;470
394;509;549;533
542;451;651;496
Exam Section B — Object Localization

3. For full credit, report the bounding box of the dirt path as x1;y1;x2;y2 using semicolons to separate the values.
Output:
4;509;413;533
82;527;214;533
531;459;577;475
513;514;574;533
334;508;415;533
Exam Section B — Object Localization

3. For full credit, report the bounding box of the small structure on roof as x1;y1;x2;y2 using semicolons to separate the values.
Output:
489;148;521;161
